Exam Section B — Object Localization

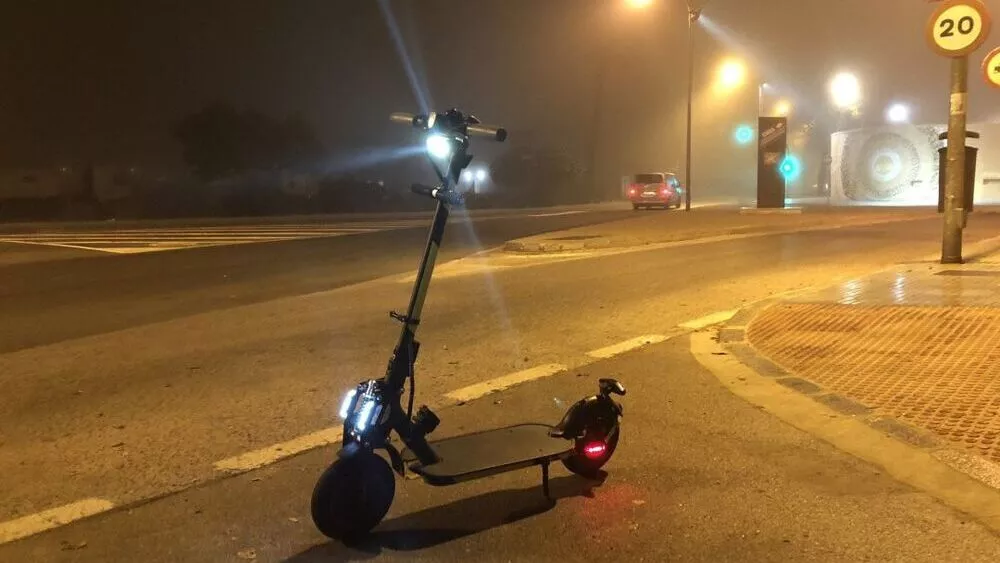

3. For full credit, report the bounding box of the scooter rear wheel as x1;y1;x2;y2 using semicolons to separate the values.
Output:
562;425;620;479
311;451;395;542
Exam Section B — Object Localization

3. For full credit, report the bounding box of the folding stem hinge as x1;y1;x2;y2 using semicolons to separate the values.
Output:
390;310;419;325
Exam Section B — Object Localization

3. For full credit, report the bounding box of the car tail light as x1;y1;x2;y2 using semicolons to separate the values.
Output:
628;188;637;196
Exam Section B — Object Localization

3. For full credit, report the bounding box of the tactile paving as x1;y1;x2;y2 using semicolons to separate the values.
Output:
749;299;1000;463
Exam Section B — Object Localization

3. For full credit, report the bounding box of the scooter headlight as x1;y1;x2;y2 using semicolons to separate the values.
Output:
426;134;453;160
354;395;381;432
338;388;357;420
340;380;386;438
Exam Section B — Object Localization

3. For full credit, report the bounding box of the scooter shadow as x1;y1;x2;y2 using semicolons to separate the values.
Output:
285;472;606;562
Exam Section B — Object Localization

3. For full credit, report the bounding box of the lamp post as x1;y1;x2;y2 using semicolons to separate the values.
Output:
684;5;702;211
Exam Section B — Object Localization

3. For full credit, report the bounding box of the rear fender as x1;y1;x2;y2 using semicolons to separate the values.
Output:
550;395;620;441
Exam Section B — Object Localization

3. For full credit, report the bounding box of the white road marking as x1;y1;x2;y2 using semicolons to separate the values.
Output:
678;310;739;330
0;498;115;545
445;363;568;403
0;223;416;254
214;427;343;473
20;331;672;538
586;335;668;359
528;211;586;218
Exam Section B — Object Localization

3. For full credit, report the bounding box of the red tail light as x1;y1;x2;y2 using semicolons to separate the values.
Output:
583;441;607;460
628;188;637;196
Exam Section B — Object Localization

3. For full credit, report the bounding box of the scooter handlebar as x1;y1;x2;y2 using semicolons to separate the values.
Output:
390;112;418;126
410;183;435;197
390;112;507;142
467;123;508;142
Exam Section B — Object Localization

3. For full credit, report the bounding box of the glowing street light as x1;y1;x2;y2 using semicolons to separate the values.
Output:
829;71;862;110
625;0;654;7
772;99;792;117
717;58;747;90
886;103;911;124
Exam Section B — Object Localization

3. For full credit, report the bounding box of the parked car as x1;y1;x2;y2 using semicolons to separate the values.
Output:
626;172;683;210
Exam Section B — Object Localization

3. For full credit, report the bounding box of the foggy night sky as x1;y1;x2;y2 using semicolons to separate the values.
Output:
2;0;999;190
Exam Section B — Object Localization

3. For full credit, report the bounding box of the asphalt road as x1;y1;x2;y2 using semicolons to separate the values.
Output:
0;206;631;352
3;212;1000;561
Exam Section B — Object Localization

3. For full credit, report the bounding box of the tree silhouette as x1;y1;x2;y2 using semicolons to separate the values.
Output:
175;102;324;181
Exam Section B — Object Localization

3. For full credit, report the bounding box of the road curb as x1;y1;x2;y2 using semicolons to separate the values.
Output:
500;213;936;255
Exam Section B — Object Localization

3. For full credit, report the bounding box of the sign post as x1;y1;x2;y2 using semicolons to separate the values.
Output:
926;0;992;264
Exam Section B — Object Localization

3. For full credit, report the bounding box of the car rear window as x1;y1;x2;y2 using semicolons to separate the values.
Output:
633;174;663;184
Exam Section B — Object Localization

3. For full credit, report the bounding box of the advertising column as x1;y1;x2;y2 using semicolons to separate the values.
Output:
757;116;788;208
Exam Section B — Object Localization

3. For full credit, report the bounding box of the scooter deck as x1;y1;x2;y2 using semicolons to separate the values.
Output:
404;423;572;486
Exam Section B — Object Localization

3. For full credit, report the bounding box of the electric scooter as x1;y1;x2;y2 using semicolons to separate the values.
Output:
310;108;627;542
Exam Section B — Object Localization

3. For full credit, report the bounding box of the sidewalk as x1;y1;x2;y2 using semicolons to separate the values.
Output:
722;247;1000;489
502;207;952;253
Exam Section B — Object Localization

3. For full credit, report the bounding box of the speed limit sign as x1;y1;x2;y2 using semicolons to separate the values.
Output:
927;0;992;57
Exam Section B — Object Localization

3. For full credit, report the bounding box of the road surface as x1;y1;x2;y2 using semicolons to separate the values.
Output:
3;211;1000;561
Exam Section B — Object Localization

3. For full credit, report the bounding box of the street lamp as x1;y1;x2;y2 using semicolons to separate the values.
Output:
717;58;747;90
772;98;792;117
829;71;862;111
474;168;487;193
625;0;654;7
886;102;910;124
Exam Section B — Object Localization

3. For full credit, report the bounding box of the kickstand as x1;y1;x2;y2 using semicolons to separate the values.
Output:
541;461;551;500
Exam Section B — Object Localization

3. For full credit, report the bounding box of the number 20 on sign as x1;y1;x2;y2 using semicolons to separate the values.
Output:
927;0;992;57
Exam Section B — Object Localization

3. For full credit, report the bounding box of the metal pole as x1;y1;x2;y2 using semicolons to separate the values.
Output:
684;7;696;211
755;83;763;204
941;55;968;264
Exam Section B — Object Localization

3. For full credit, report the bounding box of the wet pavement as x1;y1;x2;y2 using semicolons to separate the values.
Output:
747;258;1000;466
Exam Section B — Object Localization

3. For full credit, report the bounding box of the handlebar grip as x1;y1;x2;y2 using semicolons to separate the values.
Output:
390;112;417;126
411;183;435;197
467;124;508;142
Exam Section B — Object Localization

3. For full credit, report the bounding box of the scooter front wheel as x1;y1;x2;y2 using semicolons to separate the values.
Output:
562;425;620;479
311;450;395;542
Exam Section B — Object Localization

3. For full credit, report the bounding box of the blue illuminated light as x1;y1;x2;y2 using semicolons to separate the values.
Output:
734;124;754;145
779;154;802;182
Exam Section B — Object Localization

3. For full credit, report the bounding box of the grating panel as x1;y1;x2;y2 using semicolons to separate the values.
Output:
748;303;1000;464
